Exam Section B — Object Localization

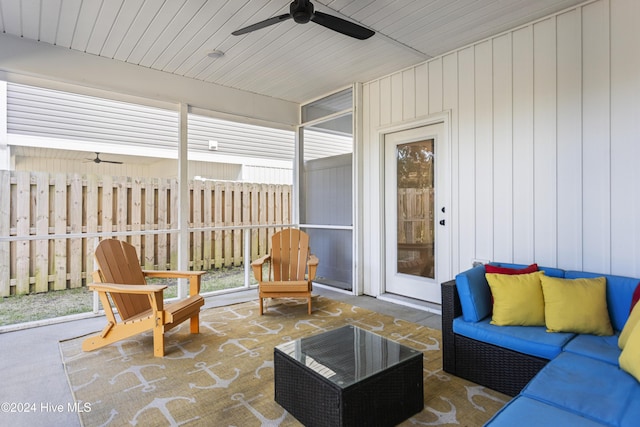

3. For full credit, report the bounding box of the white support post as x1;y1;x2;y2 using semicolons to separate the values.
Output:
178;103;189;298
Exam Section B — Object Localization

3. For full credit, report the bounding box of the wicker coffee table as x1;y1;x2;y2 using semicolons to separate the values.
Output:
274;325;423;427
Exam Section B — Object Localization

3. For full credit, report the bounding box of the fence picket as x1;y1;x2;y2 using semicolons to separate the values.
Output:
0;171;291;296
35;172;49;293
69;174;83;288
156;178;168;270
16;171;30;294
54;173;67;291
143;177;155;270
0;171;10;296
85;174;99;284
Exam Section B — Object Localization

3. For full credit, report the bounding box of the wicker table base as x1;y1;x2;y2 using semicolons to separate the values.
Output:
274;325;423;427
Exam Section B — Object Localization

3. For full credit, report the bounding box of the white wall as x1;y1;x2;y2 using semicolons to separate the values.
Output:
361;0;640;296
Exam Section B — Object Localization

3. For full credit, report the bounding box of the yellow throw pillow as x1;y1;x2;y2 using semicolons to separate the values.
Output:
486;271;545;326
619;320;640;381
619;302;640;349
540;276;613;336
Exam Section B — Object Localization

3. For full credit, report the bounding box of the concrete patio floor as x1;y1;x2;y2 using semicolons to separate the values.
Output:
0;286;441;427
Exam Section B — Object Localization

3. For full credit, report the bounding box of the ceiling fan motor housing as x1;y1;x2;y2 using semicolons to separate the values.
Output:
291;0;313;24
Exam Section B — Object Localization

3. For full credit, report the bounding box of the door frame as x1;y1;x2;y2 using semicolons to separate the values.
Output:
375;112;452;303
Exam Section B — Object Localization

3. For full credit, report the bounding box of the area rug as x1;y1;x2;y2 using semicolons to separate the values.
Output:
60;296;508;426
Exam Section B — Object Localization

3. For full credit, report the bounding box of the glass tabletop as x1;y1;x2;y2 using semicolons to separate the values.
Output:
275;325;422;389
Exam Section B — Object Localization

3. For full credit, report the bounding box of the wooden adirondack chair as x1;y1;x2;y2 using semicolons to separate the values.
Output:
82;239;205;357
251;228;319;315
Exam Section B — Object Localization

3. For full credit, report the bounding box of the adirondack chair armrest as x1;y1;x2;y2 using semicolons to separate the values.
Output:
88;283;168;295
142;270;206;279
307;254;319;281
142;270;205;295
251;255;271;282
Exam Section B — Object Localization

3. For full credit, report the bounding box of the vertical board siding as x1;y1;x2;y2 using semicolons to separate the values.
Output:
457;46;476;271
474;41;494;260
511;26;535;265
0;170;291;296
556;9;583;270
582;0;612;273
610;0;640;277
362;0;639;287
533;17;558;267
442;52;460;273
492;33;514;263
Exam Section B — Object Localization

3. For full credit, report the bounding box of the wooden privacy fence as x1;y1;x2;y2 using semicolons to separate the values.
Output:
0;170;291;297
397;187;434;245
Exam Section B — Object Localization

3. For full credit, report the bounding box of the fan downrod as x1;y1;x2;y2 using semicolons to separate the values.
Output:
291;0;313;24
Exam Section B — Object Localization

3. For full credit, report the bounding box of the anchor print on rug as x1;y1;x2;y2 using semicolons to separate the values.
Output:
94;408;118;427
390;331;440;352
312;306;343;318
200;319;229;337
254;360;274;379
412;396;458;425
106;339;144;362
68;367;99;392
109;364;166;393
220;306;254;321
465;385;509;412
294;318;330;333
345;317;386;331
223;393;287;427
219;337;262;357
130;396;200;426
164;340;206;360
187;361;240;389
248;319;284;335
423;366;451;383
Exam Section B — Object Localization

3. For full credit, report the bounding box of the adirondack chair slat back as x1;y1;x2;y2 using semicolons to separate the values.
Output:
271;229;309;281
94;239;151;321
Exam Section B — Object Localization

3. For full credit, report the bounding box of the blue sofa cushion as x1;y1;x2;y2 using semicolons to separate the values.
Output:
485;396;608;427
563;333;621;365
455;263;565;323
453;317;574;360
565;271;639;332
522;352;638;426
620;386;640;427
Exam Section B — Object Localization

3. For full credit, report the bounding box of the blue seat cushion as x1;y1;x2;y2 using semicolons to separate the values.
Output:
563;333;621;365
620;386;640;427
522;352;638;426
485;396;608;427
453;317;574;360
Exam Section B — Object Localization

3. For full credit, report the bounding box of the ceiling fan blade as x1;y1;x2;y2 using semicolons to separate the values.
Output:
232;13;292;36
311;11;374;40
101;160;123;164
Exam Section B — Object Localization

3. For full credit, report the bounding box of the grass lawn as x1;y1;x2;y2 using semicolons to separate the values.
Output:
0;266;252;327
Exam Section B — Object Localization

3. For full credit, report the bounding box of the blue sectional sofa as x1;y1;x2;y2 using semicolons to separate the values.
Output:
441;262;640;426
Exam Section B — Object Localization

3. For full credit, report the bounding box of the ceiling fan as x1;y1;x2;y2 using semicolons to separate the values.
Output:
85;152;123;165
232;0;374;40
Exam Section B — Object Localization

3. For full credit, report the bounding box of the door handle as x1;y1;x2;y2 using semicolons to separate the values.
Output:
439;219;445;226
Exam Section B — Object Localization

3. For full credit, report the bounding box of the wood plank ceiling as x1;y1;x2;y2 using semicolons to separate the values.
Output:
0;0;586;104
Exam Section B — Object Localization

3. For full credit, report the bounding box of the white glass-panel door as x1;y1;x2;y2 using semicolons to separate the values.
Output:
384;122;447;303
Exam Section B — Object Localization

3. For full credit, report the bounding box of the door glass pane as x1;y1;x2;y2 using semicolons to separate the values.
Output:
396;139;434;279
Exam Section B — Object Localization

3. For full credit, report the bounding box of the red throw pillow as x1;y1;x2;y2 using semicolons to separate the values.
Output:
485;263;538;275
630;282;640;314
